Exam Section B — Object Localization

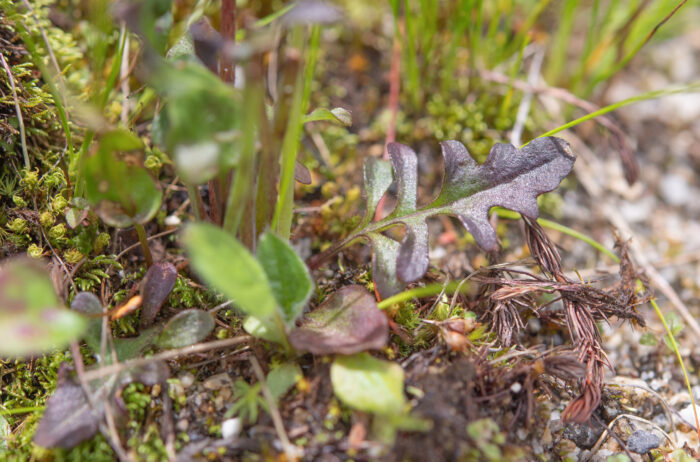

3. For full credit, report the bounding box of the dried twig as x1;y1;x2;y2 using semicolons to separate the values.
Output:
510;48;544;147
81;335;252;382
248;355;300;461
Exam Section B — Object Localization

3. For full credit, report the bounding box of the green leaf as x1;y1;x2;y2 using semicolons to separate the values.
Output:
155;309;215;349
639;331;658;347
242;315;289;347
0;258;86;358
267;362;302;402
331;353;405;415
83;130;162;227
182;223;278;318
257;232;313;326
302;107;352;126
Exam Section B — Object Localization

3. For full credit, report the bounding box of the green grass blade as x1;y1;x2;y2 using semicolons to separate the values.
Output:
530;81;700;141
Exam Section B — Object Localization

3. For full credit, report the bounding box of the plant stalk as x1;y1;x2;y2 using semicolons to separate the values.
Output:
134;223;153;268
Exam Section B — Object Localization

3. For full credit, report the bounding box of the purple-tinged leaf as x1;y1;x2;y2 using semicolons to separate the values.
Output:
34;361;169;449
395;220;429;285
360;158;393;228
289;285;388;355
294;161;312;185
33;365;101;449
281;1;343;27
0;258;86;358
369;233;404;300
140;262;178;328
387;143;418;217
70;292;103;316
309;137;575;298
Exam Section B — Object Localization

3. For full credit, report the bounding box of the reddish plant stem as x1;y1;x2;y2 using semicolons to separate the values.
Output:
374;19;402;222
220;0;236;84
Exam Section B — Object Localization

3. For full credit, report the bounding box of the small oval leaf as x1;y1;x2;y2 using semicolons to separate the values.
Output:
140;262;178;327
289;285;388;355
257;232;313;327
181;223;278;318
155;309;215;349
331;352;405;415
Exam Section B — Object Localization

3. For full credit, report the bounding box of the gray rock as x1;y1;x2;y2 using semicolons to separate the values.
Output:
627;430;660;454
562;422;605;450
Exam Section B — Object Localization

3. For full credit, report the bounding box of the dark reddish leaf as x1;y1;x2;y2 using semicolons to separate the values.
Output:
294;161;312;185
289;285;388;355
33;364;101;449
34;362;169;449
140;262;177;328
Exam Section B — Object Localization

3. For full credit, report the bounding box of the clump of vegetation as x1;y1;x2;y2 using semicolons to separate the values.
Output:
1;0;699;460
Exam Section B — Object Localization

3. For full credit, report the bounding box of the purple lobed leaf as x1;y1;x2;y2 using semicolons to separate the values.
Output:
317;137;575;298
289;285;388;355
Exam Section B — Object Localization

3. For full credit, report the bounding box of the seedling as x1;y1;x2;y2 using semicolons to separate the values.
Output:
309;136;575;298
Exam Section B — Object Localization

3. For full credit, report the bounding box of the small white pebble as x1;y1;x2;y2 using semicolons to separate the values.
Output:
176;419;189;432
179;372;195;389
221;418;242;440
679;404;700;430
164;215;182;227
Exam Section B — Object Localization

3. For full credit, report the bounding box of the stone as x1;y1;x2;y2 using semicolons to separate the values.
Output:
679;404;700;430
203;373;233;390
221;418;242;440
627;430;661;454
562;422;605;450
179;372;195;389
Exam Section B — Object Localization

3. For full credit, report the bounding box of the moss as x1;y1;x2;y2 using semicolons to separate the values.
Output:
26;243;44;258
0;350;73;459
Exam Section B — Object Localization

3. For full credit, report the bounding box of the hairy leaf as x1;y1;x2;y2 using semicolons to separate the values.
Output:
331;353;405;415
181;223;277;318
140;262;178;327
310;137;575;298
302;107;352;126
155;309;215;349
289;285;388;355
0;258;86;357
257;232;313;327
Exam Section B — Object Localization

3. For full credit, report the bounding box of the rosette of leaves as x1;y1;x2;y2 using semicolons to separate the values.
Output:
309;137;576;298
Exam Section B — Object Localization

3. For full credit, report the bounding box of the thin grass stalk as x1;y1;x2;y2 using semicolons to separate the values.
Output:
649;296;700;441
223;80;263;238
544;0;579;84
401;0;421;107
272;26;321;240
74;25;129;197
587;0;687;95
134;223;153;268
531;81;700;140
498;32;529;121
571;0;601;93
439;0;470;95
9;13;73;168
